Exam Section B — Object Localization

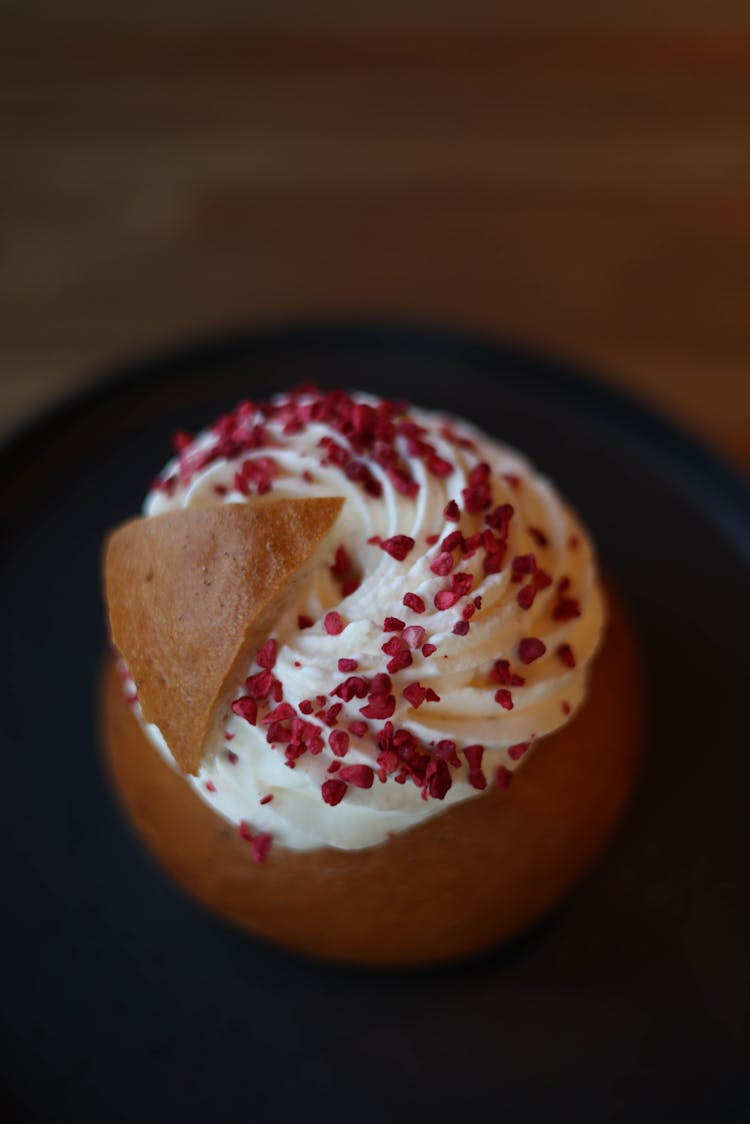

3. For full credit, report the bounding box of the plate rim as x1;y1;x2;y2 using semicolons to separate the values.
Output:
1;317;748;559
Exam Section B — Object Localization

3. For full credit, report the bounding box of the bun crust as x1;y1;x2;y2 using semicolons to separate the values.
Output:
101;582;642;966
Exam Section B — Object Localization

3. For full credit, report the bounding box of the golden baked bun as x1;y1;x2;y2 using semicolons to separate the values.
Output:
101;582;642;966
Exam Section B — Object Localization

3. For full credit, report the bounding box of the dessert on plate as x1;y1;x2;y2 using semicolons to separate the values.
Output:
102;384;642;965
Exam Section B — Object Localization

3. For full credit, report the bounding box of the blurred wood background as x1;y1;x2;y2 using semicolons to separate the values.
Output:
1;2;749;469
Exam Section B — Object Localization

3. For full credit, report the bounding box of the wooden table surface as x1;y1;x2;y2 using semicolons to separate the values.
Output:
2;3;749;471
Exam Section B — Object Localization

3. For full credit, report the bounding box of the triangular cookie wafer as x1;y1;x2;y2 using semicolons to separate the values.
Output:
104;496;344;774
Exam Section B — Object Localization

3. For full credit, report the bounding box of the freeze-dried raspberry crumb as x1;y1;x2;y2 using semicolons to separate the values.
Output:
231;697;258;725
322;778;347;806
329;729;350;757
252;833;273;864
256;638;278;670
338;764;375;789
556;643;576;668
519;637;546;664
324;611;344;635
495;689;514;710
434;590;460;611
402;624;425;648
380;535;415;561
403;592;426;613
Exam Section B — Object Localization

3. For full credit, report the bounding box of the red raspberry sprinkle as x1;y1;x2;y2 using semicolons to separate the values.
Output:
434;590;460;611
502;473;521;491
464;744;487;790
245;669;273;699
403;682;427;708
425;687;440;702
463;744;484;772
428;454;454;477
252;833;273;864
387;649;413;674
261;702;295;725
424;758;452;800
422;643;437;657
508;741;531;761
496;766;512;789
519;637;547;664
553;597;582;621
425;534;440;546
171;430;193;453
338;658;359;673
402;592;426;614
556;643;576;668
402;624;426;648
238;821;253;843
469;462;490;486
440;530;464;553
324;611;344;635
321;778;348;806
380;535;416;561
332;675;371;701
382;635;406;656
299;699;314;714
443;500;460;522
360;696;396;720
452;620;470;636
224;731;235;741
383;616;406;632
490;659;525;687
369;673;392;697
557;576;571;594
462;482;492;513
486;503;514;535
430;552;454;576
227;750;238;765
562;701;572;716
495;689;514;710
433;739;460;766
511;553;537;582
517;584;537;610
329;729;350;757
338;764;375;789
231;697;258;725
348;720;368;737
259;794;274;805
204;780;217;793
451;572;473;596
322;703;343;727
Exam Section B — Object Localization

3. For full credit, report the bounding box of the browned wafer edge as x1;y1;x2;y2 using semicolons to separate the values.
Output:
103;496;344;774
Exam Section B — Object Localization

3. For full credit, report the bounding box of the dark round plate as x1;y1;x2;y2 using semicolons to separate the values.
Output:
2;323;749;1124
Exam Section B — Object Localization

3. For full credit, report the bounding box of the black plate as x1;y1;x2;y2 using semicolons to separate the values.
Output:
2;323;749;1124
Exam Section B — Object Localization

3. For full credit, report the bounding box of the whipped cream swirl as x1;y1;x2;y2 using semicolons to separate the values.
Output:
132;388;605;852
